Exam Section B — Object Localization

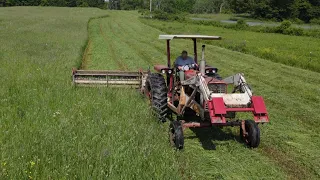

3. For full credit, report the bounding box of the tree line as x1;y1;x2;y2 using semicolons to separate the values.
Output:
1;0;319;22
0;0;106;7
114;0;320;23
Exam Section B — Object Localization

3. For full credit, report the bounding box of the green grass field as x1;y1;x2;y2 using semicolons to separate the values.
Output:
141;18;320;73
1;7;319;179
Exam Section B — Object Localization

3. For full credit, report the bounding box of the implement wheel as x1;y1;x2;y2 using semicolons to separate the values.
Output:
240;120;260;148
145;73;168;122
169;121;184;150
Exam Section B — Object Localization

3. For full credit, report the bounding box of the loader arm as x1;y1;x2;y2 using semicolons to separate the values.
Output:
181;73;211;101
223;73;253;97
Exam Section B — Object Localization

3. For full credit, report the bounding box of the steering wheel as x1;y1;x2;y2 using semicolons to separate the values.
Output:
181;64;197;71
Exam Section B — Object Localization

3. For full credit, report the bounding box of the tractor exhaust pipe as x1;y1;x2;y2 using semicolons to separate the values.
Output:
200;45;206;75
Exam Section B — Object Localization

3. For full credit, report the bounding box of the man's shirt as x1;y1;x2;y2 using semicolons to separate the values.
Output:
175;56;195;67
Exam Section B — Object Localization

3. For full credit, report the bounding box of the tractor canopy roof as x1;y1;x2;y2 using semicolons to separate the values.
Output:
159;35;221;40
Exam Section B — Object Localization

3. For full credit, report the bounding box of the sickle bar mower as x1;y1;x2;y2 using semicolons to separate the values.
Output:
72;68;147;88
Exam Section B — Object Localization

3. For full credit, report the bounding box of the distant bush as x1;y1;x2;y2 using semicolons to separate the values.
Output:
269;20;305;36
291;18;304;25
283;27;304;36
310;18;320;25
305;29;320;38
153;10;169;20
170;13;187;22
235;19;249;30
275;20;292;33
152;10;186;22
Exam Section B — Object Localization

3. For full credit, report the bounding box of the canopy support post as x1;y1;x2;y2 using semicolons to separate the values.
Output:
167;40;171;68
193;38;197;64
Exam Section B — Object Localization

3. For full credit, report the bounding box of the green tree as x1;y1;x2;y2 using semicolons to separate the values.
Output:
193;0;230;14
109;0;121;9
120;0;144;10
291;0;313;22
230;0;254;13
66;0;77;7
40;0;49;6
253;0;274;19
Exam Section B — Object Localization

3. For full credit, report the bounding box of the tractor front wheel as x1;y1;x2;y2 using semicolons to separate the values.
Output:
240;120;260;148
169;121;184;150
146;73;168;122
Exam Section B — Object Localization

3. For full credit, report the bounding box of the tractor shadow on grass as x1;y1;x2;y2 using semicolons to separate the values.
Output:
187;127;242;150
182;114;243;150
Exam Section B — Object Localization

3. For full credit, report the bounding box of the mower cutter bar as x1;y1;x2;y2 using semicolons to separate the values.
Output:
72;69;146;88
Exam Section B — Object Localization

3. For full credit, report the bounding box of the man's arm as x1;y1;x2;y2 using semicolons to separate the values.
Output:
174;59;179;68
189;56;196;64
175;57;183;70
187;57;197;69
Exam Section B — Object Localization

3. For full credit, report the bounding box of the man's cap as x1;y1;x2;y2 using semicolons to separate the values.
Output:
181;50;188;54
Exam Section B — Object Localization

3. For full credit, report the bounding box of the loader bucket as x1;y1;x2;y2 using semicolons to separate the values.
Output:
72;69;147;88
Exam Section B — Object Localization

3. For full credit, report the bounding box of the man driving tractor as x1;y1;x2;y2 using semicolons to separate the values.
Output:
174;50;197;81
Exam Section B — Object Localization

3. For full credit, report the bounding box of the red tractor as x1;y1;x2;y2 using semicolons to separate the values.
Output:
72;35;269;149
142;35;269;149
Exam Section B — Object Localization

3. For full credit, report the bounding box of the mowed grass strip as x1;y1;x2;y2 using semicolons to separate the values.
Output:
0;7;180;179
141;18;320;73
87;11;320;179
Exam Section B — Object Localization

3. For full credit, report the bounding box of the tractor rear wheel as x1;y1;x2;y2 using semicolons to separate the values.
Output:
169;121;184;150
240;120;260;148
146;73;168;122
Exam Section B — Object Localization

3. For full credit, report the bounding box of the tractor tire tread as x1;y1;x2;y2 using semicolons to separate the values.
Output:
147;73;168;122
169;121;184;150
241;120;260;148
